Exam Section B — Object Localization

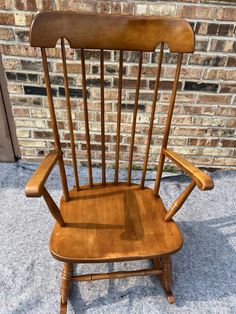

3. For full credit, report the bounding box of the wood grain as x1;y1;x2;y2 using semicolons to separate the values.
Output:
25;150;60;197
25;11;215;308
72;268;162;281
41;48;69;201
141;43;164;188
163;149;214;190
100;49;106;185
30;12;195;52
154;53;183;196
127;51;143;186
164;180;196;222
81;48;93;187
61;38;79;191
114;51;123;184
50;183;183;263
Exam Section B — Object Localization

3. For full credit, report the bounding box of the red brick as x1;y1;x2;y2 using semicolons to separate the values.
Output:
210;39;235;53
129;65;159;77
217;7;236;21
226;57;236;67
188;138;219;147
2;44;37;57
114;78;146;89
0;12;15;24
203;69;236;81
149;80;182;91
182;5;217;19
219;84;236;94
0;28;15;40
13;108;30;117
0;0;14;9
165;66;202;79
111;2;121;14
15;0;37;11
122;2;134;15
189;54;227;67
197;94;231;104
96;1;111;14
195;22;234;36
221;139;236;148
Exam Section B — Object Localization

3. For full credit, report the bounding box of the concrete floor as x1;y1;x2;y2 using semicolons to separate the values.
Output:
0;161;236;314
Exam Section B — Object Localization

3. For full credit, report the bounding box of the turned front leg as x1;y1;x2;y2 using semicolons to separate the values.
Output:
152;255;175;304
61;263;73;305
161;256;172;292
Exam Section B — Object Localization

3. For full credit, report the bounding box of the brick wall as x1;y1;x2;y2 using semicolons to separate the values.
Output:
0;0;235;170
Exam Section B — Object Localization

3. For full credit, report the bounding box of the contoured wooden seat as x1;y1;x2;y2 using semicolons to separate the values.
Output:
51;183;183;262
25;11;214;313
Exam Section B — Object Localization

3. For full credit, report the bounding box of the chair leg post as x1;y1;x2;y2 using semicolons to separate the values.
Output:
153;255;175;304
60;263;73;314
161;256;175;303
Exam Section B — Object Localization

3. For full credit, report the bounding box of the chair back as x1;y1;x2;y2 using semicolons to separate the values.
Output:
30;11;195;193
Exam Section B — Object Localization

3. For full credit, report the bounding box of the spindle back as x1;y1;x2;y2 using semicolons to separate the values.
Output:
30;11;195;197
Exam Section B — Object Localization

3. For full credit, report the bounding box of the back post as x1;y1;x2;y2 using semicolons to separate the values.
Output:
41;48;69;201
154;53;183;196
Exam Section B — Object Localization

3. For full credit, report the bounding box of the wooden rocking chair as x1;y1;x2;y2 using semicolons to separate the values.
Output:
25;12;214;312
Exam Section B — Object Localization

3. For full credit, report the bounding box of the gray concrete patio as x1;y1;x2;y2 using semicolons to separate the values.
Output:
0;161;235;313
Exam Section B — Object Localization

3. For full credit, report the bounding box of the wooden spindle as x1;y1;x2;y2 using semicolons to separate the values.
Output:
60;263;73;308
164;180;196;221
61;38;79;191
154;53;183;196
41;48;69;201
42;187;65;227
81;48;93;187
72;268;162;282
100;49;106;185
114;50;123;184
127;51;143;185
140;43;164;189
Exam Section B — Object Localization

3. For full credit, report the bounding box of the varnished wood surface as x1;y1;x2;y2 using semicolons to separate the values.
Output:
152;257;175;304
50;183;183;263
25;150;60;197
42;187;65;227
154;53;183;195
30;11;195;52
141;43;164;188
165;180;196;222
41;48;69;200
100;49;106;185
114;51;123;184
72;268;162;282
127;52;142;186
81;49;93;187
164;149;214;190
61;38;79;191
60;263;72;314
25;11;214;309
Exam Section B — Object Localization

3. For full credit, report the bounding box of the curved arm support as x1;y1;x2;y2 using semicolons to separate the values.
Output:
163;149;214;191
25;150;61;197
42;187;65;227
164;180;196;222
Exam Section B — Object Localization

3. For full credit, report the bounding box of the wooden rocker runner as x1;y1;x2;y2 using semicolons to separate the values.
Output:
25;11;214;313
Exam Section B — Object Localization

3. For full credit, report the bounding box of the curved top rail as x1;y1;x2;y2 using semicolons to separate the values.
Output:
30;11;195;52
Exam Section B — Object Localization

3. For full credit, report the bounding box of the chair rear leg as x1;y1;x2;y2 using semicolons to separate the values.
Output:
60;263;73;314
152;255;175;304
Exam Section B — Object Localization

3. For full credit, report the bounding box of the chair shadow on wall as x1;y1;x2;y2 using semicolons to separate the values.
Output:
69;214;236;312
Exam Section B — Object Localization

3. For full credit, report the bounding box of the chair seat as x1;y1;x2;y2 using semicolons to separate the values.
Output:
50;183;183;263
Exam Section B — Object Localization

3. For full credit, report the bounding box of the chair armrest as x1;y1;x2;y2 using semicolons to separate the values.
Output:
163;148;214;191
25;150;61;197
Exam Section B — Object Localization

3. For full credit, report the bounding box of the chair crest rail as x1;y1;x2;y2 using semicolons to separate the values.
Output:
30;11;195;52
